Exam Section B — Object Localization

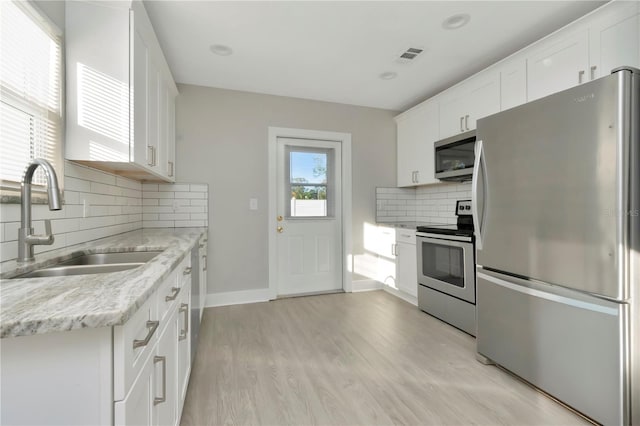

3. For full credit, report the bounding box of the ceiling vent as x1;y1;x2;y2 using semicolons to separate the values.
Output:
396;47;424;64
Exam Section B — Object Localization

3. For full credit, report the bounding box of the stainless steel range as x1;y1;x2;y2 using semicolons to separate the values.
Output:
416;200;475;336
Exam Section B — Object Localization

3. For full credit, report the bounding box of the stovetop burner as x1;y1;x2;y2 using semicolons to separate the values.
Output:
417;200;474;238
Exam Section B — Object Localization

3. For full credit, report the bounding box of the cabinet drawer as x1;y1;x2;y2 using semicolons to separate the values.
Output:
114;294;159;401
157;268;179;324
396;230;416;245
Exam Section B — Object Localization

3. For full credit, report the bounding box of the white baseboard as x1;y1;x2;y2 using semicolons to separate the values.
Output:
205;288;271;308
351;279;382;292
382;285;418;306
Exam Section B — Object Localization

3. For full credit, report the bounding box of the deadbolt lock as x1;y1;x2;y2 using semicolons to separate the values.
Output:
277;215;283;222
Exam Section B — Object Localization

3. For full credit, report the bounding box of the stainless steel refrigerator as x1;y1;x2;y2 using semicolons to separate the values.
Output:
473;67;639;425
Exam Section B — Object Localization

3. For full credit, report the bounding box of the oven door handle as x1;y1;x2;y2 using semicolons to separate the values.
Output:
471;139;485;250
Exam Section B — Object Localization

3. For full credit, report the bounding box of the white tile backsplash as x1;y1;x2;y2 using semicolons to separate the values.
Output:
376;183;472;224
142;183;208;228
0;161;210;263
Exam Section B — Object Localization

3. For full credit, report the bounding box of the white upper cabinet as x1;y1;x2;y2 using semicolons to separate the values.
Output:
66;1;178;182
588;2;640;80
396;99;439;187
526;29;590;102
439;70;500;139
499;57;527;111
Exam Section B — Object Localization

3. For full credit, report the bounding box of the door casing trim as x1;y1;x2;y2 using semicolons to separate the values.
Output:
268;127;353;299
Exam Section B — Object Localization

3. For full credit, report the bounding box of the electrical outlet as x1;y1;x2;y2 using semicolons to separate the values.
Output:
249;198;258;210
83;199;90;218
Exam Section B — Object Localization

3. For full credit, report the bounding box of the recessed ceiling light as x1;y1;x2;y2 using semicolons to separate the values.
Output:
442;13;470;30
209;44;233;56
379;71;398;80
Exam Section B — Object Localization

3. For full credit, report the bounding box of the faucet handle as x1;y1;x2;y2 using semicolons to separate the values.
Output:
44;219;52;236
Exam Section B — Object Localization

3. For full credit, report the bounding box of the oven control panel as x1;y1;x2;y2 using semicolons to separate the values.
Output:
456;200;472;216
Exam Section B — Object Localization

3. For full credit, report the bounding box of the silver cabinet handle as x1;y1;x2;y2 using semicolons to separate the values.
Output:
168;161;174;177
133;320;159;349
183;266;192;275
578;70;585;84
459;116;464;132
415;171;419;183
178;303;189;341
590;65;597;80
165;287;180;302
147;146;154;166
202;254;207;271
153;356;166;405
465;114;469;131
153;147;157;166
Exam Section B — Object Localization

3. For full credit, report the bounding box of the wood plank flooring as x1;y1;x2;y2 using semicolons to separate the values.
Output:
180;291;589;426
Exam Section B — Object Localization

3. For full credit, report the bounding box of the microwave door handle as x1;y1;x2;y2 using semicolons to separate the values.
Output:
472;139;485;250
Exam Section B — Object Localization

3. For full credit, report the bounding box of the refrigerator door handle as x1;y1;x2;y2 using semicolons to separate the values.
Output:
472;139;484;249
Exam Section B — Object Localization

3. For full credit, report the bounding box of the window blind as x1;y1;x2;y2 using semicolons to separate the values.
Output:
0;1;63;188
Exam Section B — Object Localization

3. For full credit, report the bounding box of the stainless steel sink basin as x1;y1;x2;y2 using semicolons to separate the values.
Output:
13;251;163;278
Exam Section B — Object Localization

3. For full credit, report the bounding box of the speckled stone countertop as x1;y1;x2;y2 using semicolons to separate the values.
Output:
376;221;442;230
0;228;206;339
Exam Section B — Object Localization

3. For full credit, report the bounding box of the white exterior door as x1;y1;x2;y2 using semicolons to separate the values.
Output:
275;137;343;296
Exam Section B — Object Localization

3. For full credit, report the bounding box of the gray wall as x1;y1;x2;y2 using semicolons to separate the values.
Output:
175;84;398;294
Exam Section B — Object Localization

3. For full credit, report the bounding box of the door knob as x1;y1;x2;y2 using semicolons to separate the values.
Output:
277;226;284;233
277;215;283;222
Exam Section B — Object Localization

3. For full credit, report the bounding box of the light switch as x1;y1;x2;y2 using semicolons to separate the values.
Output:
249;198;258;210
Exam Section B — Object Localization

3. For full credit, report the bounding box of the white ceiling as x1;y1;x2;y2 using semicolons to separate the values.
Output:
144;1;605;111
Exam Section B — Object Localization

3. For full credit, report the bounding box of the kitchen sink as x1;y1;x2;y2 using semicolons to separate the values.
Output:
13;251;163;278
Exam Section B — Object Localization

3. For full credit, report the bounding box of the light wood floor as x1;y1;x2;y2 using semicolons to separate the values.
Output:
180;291;589;426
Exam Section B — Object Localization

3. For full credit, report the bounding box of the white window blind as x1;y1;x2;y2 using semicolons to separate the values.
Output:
0;1;63;188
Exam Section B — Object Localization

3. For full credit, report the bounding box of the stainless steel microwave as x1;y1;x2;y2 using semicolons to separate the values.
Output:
434;130;476;181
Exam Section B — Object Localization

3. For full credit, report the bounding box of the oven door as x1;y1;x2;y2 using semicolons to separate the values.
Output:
416;234;475;303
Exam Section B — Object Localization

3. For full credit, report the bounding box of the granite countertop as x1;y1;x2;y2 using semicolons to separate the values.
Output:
0;228;207;339
375;221;443;230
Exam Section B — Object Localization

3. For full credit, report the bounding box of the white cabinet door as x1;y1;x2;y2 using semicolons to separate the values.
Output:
439;71;500;138
499;58;527;111
375;226;396;287
396;99;439;187
395;231;417;298
165;88;177;181
132;28;152;169
154;312;178;426
589;4;639;81
526;30;590;101
177;283;191;413
115;357;154;426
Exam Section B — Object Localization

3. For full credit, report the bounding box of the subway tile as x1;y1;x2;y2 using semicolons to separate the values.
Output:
174;192;205;199
144;220;175;228
143;206;175;214
90;182;121;196
65;163;116;186
142;198;159;206
1;241;18;262
175;220;205;227
65;177;91;192
142;183;158;191
189;184;208;192
143;191;175;199
189;213;207;220
159;198;190;207
159;184;190;192
0;204;21;222
116;176;142;191
190;199;207;206
3;222;19;242
64;190;80;205
143;213;159;221
158;213;190;221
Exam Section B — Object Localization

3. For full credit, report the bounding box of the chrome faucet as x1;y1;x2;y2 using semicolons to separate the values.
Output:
17;159;62;263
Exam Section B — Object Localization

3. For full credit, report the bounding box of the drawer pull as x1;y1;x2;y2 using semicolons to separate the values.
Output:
202;254;207;271
183;266;192;275
179;303;189;341
133;320;159;349
165;287;181;302
153;356;167;405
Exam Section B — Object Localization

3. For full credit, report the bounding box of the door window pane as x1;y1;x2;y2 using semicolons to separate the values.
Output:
421;242;464;287
286;147;333;218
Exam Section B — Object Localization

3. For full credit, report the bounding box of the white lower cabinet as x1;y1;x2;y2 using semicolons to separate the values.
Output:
395;231;417;298
0;253;195;426
374;226;417;299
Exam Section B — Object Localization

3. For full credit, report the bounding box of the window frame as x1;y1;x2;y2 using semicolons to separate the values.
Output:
0;0;65;204
284;145;335;219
